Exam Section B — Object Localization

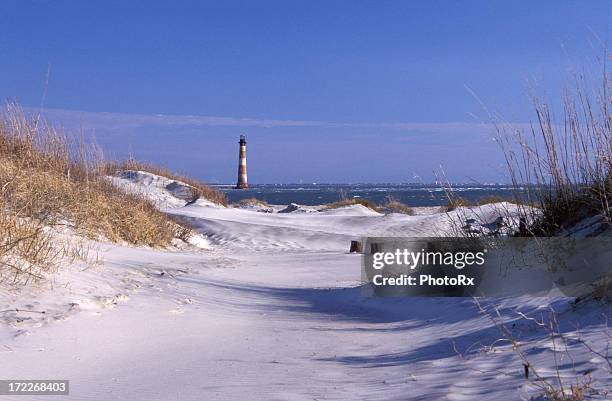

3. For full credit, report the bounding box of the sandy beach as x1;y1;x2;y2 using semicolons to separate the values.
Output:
1;172;609;401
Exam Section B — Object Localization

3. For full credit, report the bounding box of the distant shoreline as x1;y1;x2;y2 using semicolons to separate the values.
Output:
215;183;535;207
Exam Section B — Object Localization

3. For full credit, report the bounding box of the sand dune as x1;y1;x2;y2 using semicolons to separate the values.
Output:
1;173;609;401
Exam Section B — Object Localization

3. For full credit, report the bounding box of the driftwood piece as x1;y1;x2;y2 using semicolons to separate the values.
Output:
349;240;363;253
370;243;383;254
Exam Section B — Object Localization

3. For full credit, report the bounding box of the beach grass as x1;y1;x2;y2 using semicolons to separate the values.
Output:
104;159;227;206
443;196;469;212
495;68;611;236
381;196;415;215
0;104;210;283
233;197;269;207
325;198;380;212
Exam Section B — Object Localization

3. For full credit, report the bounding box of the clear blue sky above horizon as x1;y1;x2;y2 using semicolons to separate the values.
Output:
1;1;610;183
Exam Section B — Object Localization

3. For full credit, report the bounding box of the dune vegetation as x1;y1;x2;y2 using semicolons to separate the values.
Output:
381;196;415;215
325;198;380;212
104;158;227;206
0;104;223;283
495;69;611;236
233;197;269;207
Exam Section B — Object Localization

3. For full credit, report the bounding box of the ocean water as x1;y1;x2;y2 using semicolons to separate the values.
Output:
216;184;528;207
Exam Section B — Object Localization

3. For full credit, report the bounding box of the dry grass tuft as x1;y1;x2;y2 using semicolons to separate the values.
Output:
0;104;192;283
381;196;414;215
476;195;511;205
325;198;380;212
543;381;591;401
444;196;469;212
494;67;611;236
472;299;604;401
234;197;269;207
324;189;380;212
0;209;62;284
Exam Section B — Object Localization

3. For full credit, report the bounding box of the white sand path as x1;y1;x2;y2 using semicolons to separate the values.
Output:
1;175;609;401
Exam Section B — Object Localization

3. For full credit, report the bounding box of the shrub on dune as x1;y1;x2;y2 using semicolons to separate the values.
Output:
494;69;611;236
234;197;269;208
325;198;380;212
381;196;414;215
444;196;469;212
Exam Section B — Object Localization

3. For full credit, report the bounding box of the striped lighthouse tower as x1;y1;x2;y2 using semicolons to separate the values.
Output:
236;135;248;189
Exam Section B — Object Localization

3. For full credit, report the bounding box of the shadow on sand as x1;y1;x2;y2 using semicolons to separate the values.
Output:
172;275;607;369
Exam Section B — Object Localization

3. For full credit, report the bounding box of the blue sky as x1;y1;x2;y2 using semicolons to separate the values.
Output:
1;1;610;183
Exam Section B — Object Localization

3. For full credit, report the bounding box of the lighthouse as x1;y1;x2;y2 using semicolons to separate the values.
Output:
236;135;248;189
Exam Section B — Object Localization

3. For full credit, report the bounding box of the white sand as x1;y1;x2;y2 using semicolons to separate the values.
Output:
1;173;610;400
